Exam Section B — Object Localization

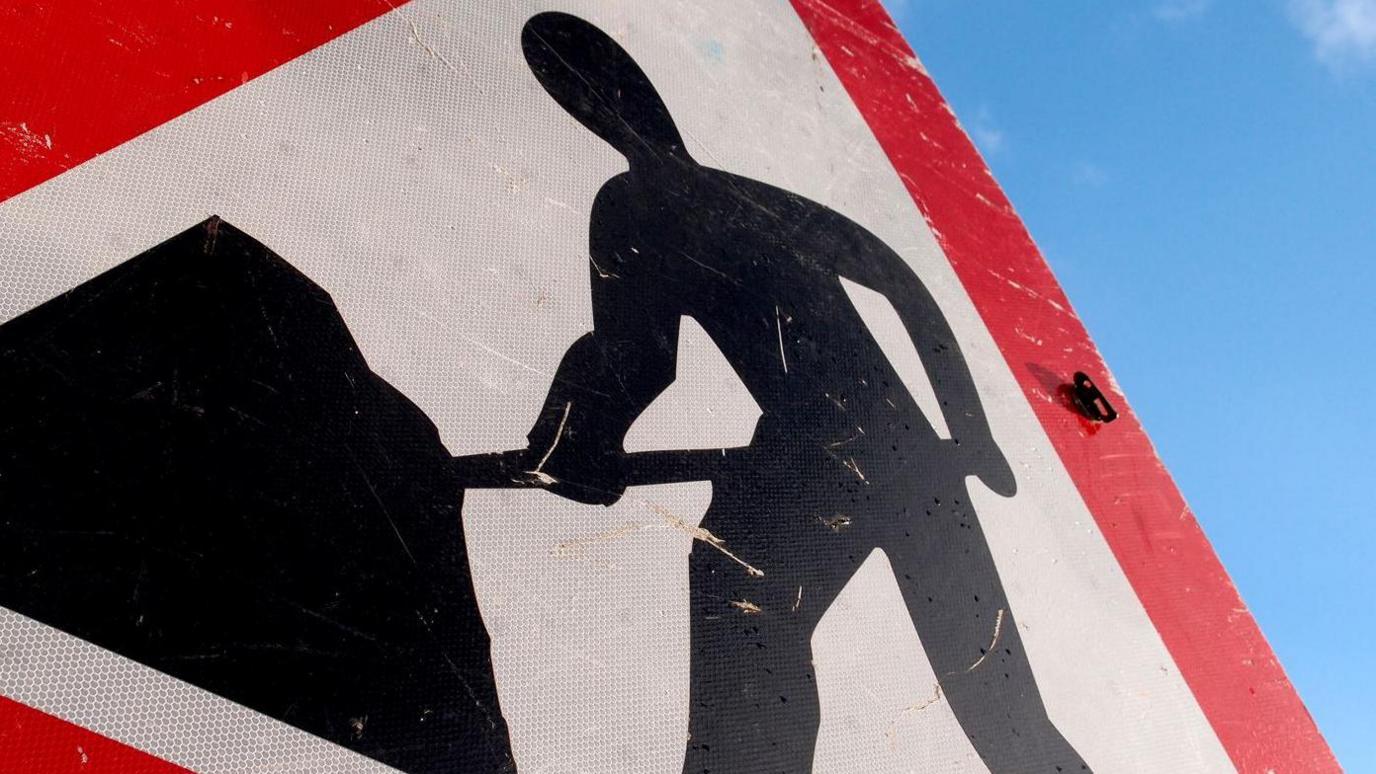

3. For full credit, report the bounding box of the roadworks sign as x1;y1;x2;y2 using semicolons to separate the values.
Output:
0;1;1334;772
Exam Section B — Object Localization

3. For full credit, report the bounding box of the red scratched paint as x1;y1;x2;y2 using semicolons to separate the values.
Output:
0;0;404;205
0;0;404;768
789;0;1338;771
0;695;190;773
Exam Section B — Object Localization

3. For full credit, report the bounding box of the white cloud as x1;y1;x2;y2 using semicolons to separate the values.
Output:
968;106;1006;156
1153;0;1211;22
971;125;1006;155
1289;0;1376;70
1071;162;1109;187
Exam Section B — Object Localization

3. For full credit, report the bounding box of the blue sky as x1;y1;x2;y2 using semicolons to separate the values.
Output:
889;1;1375;769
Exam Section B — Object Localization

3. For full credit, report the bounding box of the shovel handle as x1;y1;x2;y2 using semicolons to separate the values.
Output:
453;447;746;490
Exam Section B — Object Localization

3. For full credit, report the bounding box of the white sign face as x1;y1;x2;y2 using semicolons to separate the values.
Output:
0;2;1279;773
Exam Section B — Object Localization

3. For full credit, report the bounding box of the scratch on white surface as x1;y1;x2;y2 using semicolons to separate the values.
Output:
386;0;478;89
884;682;944;750
460;334;610;398
400;15;456;72
553;523;645;557
489;162;530;191
547;496;764;578
458;333;553;377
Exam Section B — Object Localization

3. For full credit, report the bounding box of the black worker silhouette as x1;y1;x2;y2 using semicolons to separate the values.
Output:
513;12;1090;773
0;218;514;773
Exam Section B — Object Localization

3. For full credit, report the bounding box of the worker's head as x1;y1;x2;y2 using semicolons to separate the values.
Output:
522;12;686;164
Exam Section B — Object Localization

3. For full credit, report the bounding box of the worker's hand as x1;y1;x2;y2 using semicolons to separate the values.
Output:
521;409;626;507
526;447;626;506
957;436;1017;498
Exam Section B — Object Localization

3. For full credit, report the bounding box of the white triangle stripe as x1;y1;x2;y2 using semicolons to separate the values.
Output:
0;606;397;773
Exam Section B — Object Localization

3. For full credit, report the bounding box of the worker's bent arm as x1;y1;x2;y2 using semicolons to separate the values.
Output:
523;193;681;505
832;218;1015;496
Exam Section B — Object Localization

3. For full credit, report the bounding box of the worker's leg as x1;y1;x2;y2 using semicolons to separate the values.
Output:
886;483;1090;773
680;509;854;774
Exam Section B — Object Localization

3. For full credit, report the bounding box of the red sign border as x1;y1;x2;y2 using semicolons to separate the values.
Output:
0;696;189;774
